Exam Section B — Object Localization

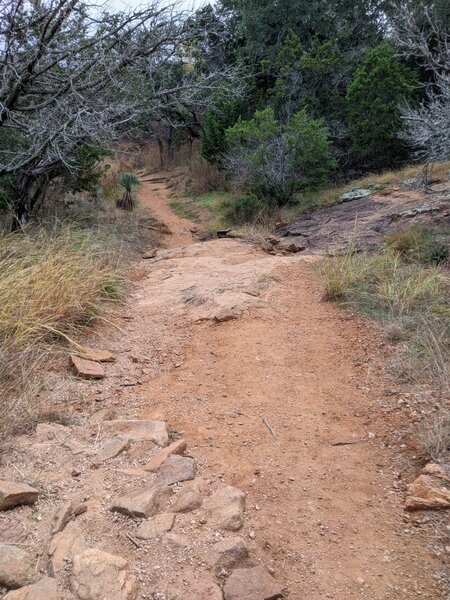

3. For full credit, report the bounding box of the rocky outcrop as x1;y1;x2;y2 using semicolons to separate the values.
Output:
405;463;450;511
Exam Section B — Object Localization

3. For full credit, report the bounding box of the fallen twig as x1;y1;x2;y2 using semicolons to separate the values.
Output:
262;417;276;438
331;439;367;446
125;532;141;548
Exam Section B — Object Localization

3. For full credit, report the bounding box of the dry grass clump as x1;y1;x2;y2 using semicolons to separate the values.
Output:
0;225;124;350
188;156;226;195
420;409;450;462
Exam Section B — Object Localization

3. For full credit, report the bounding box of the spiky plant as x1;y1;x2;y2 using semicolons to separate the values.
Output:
116;172;140;211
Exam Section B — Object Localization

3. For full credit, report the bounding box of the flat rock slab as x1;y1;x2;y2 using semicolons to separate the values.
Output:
0;544;36;589
96;437;130;462
405;463;450;511
206;484;246;531
77;346;115;362
69;356;105;380
135;513;175;540
71;548;138;600
0;481;39;511
111;485;173;519
48;522;88;576
224;567;283;600
0;519;28;544
51;497;87;535
185;580;223;599
208;536;249;571
144;439;187;472
172;480;203;513
154;455;196;486
102;420;168;447
4;577;60;600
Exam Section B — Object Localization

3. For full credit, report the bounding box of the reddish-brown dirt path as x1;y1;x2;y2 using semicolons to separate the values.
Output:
135;176;444;599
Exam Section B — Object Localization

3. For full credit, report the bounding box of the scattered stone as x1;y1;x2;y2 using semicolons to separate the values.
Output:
214;308;242;323
111;485;173;519
35;423;69;440
162;532;190;548
135;513;175;540
142;249;157;259
144;439;187;472
277;239;305;254
48;523;88;575
77;347;115;363
51;498;87;535
398;205;439;218
172;480;203;513
102;419;168;447
223;567;283;600
0;544;36;589
96;437;130;462
154;455;196;486
184;580;223;600
71;548;138;600
336;188;372;203
217;229;232;238
405;463;450;511
0;519;28;544
208;537;249;571
206;484;246;531
267;236;280;246
69;356;105;380
0;481;39;511
3;577;59;600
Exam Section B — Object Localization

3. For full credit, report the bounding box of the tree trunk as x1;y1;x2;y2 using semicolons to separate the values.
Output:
11;173;33;231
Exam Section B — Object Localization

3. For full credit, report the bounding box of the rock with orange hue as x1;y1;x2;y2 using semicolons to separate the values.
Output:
3;577;60;600
144;438;187;472
0;481;39;511
154;455;196;486
69;356;105;380
405;463;450;511
111;485;173;519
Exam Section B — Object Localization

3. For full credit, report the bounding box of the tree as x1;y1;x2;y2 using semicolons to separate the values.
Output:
346;42;419;171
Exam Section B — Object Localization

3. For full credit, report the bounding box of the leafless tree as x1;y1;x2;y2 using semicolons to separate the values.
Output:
391;2;450;185
0;0;236;228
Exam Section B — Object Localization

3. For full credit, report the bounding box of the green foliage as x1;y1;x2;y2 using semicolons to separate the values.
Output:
62;142;111;195
346;42;419;170
224;193;264;223
385;225;450;266
118;172;140;192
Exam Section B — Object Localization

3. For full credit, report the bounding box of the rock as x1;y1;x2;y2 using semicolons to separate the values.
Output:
0;519;28;544
51;497;87;534
214;308;242;323
162;532;189;548
142;249;157;259
77;347;115;363
206;484;246;531
69;356;105;380
154;455;196;486
71;548;138;600
405;463;450;511
172;480;203;513
35;423;69;440
102;419;168;447
111;485;173;519
144;439;187;472
88;408;116;425
223;567;283;600
336;188;372;203
96;437;130;462
48;522;88;575
217;229;232;238
185;580;223;600
267;236;280;246
0;544;36;589
208;537;249;571
3;577;60;600
0;481;39;511
277;239;305;253
135;513;175;540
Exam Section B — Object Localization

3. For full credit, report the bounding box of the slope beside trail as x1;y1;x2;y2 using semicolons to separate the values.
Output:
134;174;442;598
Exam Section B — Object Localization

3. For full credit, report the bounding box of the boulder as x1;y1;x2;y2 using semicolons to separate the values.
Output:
336;188;372;203
223;567;283;600
144;439;187;472
69;356;105;379
0;481;39;511
0;544;36;589
154;455;196;487
405;463;450;511
206;484;246;531
3;577;59;600
111;485;173;519
96;437;130;462
208;536;249;571
135;513;175;540
71;548;138;600
101;419;168;447
172;481;203;513
48;522;88;575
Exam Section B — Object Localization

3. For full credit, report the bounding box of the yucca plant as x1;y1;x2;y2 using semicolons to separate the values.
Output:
116;172;140;211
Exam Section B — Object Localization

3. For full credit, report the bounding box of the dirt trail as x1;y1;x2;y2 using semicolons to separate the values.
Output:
135;176;443;598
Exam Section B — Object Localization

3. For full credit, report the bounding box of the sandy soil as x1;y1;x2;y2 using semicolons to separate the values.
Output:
0;174;446;599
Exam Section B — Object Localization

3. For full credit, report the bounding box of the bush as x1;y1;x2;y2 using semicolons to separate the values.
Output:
224;107;335;211
224;193;265;224
385;225;450;266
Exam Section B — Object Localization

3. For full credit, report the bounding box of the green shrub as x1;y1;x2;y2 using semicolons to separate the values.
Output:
385;225;450;266
224;193;265;223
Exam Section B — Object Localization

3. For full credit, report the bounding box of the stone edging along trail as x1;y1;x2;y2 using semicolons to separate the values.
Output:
0;172;446;599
